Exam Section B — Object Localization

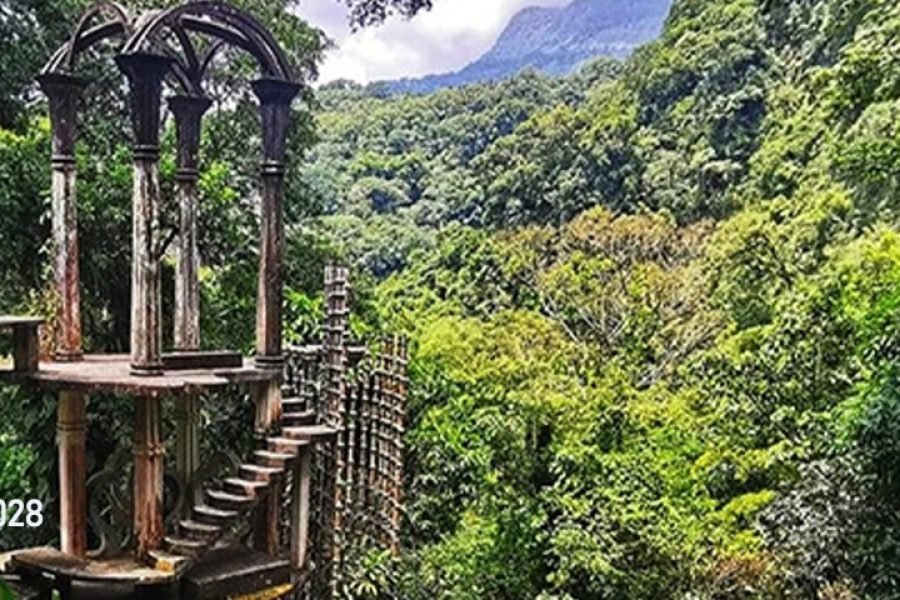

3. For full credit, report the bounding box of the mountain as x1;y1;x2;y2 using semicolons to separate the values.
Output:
380;0;672;95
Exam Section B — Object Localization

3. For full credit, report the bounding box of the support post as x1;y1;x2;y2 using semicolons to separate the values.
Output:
169;95;211;514
57;391;87;558
169;95;210;352
116;53;171;376
174;395;201;514
250;78;301;371
248;77;298;557
133;395;164;560
291;445;312;569
253;475;282;557
12;325;40;374
252;378;282;555
39;77;89;557
36;72;86;362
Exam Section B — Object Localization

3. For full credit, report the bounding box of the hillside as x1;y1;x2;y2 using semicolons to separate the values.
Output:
3;0;900;597
302;0;900;596
382;0;672;94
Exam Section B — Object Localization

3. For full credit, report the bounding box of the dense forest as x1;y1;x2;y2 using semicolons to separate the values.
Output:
3;0;900;598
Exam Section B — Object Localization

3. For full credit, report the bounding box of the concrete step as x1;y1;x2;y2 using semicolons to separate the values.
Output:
239;463;283;482
206;489;255;512
165;535;208;557
282;425;338;442
192;504;238;527
224;477;269;498
281;410;316;427
267;436;310;456
179;519;223;543
253;450;296;469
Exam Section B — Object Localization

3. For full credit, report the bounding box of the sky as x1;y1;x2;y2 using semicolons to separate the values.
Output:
294;0;572;84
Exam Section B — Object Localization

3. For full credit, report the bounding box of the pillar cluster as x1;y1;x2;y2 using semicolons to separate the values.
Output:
39;8;303;561
281;277;410;597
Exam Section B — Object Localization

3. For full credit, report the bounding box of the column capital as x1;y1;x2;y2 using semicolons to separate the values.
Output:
168;94;212;180
115;52;173;82
251;78;301;165
167;94;213;115
115;53;173;159
250;78;302;106
36;71;88;97
38;72;87;164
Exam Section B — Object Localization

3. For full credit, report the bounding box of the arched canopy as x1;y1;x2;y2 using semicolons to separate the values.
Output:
39;1;304;377
44;2;131;73
122;1;294;81
43;2;200;94
43;1;298;97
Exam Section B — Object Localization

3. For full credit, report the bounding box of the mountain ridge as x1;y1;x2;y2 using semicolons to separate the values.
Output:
379;0;673;95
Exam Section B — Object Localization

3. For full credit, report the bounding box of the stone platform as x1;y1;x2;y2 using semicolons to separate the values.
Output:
3;544;294;600
0;354;278;397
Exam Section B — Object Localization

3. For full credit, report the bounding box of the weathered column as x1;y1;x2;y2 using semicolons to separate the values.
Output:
116;53;171;376
11;323;40;374
169;95;210;352
169;95;211;514
57;391;87;557
36;72;85;361
250;78;301;370
133;395;165;560
174;394;201;514
38;73;89;559
291;445;312;569
253;469;282;556
252;377;283;555
249;78;298;557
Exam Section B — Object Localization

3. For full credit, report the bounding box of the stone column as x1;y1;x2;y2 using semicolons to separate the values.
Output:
57;391;87;558
169;95;210;352
250;78;301;371
174;394;201;515
36;72;86;362
252;377;283;556
291;445;312;569
249;78;298;557
133;395;165;560
38;73;89;559
115;53;171;376
169;95;211;514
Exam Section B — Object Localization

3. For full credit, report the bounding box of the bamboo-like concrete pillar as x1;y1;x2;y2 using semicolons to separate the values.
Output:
133;396;165;559
116;53;171;376
38;72;89;559
170;95;211;513
291;445;312;569
323;265;349;591
251;78;301;370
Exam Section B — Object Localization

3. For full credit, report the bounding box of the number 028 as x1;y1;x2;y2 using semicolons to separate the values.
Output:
0;499;44;528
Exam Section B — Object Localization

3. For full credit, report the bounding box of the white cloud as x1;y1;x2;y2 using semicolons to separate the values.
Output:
295;0;571;84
